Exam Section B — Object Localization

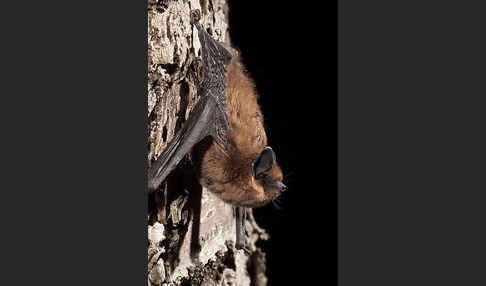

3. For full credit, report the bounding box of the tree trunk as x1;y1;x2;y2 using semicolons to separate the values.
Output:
147;1;268;285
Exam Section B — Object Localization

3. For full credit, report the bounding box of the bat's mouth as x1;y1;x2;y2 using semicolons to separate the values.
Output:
263;180;287;193
234;181;286;208
261;180;286;205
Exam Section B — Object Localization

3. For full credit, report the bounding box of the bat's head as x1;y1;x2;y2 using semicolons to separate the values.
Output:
252;146;286;201
197;142;286;208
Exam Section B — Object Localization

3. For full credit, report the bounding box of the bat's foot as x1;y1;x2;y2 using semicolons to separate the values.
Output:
190;242;202;263
190;10;201;25
235;244;251;255
235;241;245;250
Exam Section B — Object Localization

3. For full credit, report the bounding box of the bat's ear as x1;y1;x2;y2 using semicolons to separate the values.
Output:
253;147;276;179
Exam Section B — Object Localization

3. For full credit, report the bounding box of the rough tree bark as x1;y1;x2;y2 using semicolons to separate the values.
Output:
147;1;268;285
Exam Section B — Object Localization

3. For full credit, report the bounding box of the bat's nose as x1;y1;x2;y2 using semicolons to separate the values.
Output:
277;181;287;192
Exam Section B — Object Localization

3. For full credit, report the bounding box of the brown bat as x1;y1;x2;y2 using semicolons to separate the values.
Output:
148;10;286;250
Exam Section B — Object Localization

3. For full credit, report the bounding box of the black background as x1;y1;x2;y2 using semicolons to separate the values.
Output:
228;2;337;285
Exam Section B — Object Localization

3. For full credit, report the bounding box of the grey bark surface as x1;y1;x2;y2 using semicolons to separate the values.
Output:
147;1;268;285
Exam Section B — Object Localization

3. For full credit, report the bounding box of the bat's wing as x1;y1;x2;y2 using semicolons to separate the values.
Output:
148;95;220;192
148;14;232;193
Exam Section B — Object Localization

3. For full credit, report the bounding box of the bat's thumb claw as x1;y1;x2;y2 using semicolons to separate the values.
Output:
190;10;201;25
236;245;251;255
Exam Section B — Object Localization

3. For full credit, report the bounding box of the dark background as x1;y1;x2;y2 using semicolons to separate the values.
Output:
227;2;337;284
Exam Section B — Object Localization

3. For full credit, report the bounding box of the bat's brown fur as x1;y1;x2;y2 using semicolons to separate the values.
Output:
194;49;285;207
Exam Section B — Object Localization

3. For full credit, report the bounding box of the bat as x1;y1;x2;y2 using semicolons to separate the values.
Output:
148;10;286;250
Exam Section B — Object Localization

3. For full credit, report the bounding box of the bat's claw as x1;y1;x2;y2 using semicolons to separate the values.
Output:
235;244;251;255
190;10;201;25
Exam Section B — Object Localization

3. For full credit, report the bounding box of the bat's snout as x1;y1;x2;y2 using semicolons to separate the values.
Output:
264;180;286;192
276;181;287;192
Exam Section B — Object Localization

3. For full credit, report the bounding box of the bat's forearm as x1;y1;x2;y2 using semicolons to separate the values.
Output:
148;95;219;193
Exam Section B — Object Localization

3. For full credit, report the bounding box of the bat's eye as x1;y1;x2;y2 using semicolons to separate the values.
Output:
253;146;275;179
